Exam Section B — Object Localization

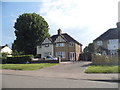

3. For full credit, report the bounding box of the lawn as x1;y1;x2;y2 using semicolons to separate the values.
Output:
1;63;58;70
85;65;120;73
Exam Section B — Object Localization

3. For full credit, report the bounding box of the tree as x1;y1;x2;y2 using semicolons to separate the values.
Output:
83;43;94;54
13;13;50;55
82;43;94;61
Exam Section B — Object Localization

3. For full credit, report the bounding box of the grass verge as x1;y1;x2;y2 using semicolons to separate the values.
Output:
85;65;120;73
1;63;58;70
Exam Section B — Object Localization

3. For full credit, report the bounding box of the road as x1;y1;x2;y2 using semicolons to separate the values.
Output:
2;74;118;88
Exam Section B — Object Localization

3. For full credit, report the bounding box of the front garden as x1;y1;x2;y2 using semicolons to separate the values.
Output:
85;65;120;73
1;63;58;70
0;53;59;70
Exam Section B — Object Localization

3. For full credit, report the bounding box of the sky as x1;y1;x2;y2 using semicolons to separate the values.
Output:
1;0;119;49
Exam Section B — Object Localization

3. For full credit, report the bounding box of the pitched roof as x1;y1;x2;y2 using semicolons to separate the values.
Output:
94;28;120;41
0;44;8;49
50;33;82;46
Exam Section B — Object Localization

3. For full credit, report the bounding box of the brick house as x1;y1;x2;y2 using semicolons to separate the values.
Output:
37;29;82;61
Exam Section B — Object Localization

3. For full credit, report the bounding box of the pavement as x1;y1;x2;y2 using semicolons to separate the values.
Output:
1;61;119;81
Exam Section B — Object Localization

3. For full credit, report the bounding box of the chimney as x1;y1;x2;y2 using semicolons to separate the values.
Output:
5;44;8;47
117;22;120;28
58;29;62;35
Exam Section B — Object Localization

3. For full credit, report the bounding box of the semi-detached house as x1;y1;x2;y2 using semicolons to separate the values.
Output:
37;29;82;61
93;22;120;55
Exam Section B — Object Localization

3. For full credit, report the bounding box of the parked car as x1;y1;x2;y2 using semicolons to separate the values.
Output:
43;55;58;60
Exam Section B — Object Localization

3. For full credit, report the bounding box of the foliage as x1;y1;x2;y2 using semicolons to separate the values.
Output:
82;43;94;61
12;50;24;56
83;43;94;54
85;65;120;73
2;63;58;70
118;48;120;57
6;55;34;64
13;13;50;55
0;52;9;59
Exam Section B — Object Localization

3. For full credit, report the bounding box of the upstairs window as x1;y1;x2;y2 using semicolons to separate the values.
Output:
97;41;103;46
56;43;65;47
108;39;118;44
38;46;41;48
45;44;49;47
69;42;74;47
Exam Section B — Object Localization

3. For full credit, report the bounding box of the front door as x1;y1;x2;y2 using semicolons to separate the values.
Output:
69;52;75;61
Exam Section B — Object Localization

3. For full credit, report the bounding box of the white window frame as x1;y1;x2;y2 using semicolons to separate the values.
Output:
56;43;65;47
44;52;51;57
56;52;65;58
69;42;74;47
45;44;49;47
97;41;103;46
108;39;118;44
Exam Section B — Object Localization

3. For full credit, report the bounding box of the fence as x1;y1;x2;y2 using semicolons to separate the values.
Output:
92;54;119;65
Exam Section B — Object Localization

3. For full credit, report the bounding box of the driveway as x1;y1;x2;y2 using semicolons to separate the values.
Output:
2;61;118;81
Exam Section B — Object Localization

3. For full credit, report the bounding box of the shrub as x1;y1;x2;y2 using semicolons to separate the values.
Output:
12;50;24;56
0;53;9;64
6;55;34;64
92;54;119;65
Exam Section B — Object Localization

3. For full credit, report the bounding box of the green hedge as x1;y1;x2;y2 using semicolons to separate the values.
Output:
6;55;33;64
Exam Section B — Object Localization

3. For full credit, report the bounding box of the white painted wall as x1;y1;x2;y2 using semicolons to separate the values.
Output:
37;38;54;58
42;38;52;44
37;44;54;58
1;46;12;54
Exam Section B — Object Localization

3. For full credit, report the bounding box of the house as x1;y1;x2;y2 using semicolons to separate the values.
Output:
0;44;12;54
37;29;82;61
93;22;120;56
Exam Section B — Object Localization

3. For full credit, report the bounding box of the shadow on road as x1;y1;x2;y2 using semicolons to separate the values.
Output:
82;79;120;83
80;63;92;67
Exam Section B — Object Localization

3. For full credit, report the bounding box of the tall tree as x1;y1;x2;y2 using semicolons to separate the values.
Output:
83;43;94;54
13;13;50;55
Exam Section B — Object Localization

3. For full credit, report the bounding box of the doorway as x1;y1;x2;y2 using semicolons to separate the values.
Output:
69;52;75;61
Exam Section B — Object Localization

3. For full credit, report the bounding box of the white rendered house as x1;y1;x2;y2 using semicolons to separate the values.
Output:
0;44;12;54
37;38;54;58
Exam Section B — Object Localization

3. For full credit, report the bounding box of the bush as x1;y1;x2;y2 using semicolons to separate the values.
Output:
6;55;34;64
12;50;24;56
0;53;8;64
92;54;119;65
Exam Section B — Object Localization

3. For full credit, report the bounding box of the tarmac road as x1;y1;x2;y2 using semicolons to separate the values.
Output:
2;74;118;88
1;61;119;88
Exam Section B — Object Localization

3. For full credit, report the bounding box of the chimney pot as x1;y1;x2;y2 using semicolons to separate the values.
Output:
58;29;62;35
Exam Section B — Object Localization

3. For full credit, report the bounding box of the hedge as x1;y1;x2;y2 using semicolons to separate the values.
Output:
6;55;34;64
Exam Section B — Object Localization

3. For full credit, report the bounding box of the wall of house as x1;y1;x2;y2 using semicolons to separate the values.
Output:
54;42;81;61
1;46;12;54
37;44;54;58
54;42;68;60
75;43;81;61
94;40;108;53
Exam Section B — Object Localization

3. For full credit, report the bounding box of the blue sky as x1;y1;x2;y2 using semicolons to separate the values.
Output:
2;2;41;47
1;0;119;49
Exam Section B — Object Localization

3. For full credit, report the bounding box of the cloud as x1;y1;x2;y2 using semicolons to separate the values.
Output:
39;0;118;48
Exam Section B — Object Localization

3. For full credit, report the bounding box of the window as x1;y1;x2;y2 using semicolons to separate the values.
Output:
56;52;65;58
69;42;74;47
108;39;118;44
44;52;51;57
45;44;49;47
97;41;103;46
109;50;117;55
56;43;65;47
38;46;41;48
